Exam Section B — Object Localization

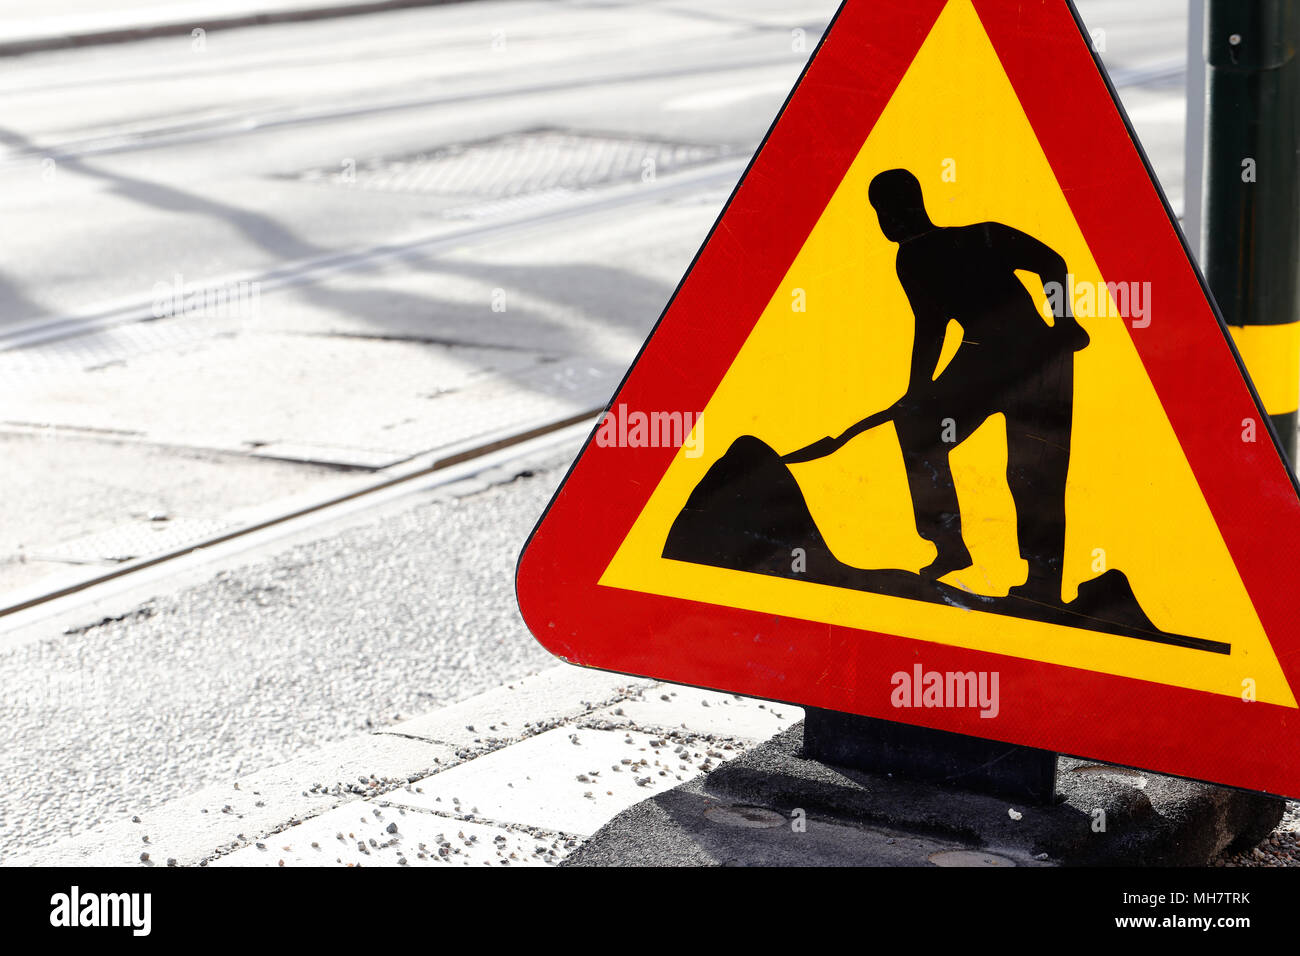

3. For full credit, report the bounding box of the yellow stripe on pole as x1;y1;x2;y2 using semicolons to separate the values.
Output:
1228;322;1300;415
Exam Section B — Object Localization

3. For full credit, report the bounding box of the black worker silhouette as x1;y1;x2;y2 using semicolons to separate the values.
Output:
663;167;1227;655
869;167;1089;602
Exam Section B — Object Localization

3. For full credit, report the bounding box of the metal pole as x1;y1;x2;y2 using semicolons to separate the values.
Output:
1185;0;1206;261
1202;0;1300;463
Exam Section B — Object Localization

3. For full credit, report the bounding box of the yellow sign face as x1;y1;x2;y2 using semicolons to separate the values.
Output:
600;0;1294;707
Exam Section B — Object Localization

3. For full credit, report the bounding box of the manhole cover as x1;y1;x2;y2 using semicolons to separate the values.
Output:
928;850;1018;867
704;805;787;829
290;129;734;202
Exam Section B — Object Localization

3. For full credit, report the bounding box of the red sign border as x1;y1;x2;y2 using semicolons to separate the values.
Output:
516;0;1300;798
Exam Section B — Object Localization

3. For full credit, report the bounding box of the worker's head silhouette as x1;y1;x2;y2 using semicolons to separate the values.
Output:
869;168;933;242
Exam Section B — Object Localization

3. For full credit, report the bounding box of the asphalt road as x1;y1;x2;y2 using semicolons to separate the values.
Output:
0;0;1195;858
0;0;830;595
0;441;573;856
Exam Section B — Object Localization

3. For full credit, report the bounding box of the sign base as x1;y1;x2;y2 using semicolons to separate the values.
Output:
803;709;1058;804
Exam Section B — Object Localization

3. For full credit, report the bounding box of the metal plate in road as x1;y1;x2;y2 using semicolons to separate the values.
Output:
291;130;736;208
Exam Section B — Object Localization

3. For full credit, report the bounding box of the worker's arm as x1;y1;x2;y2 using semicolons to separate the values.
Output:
993;223;1090;350
896;261;949;398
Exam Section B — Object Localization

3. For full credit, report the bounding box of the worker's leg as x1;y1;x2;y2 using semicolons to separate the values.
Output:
895;406;981;578
1005;353;1075;604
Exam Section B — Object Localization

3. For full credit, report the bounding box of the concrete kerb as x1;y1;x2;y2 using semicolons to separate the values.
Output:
15;734;457;868
378;664;658;754
10;665;807;867
7;664;645;867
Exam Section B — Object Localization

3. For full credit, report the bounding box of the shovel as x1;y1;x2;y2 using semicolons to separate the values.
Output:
780;397;906;464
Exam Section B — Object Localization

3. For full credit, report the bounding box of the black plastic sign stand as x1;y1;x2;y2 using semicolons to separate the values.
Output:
803;708;1059;804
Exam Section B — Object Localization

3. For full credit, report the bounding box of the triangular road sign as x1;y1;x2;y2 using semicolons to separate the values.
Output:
516;0;1300;798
